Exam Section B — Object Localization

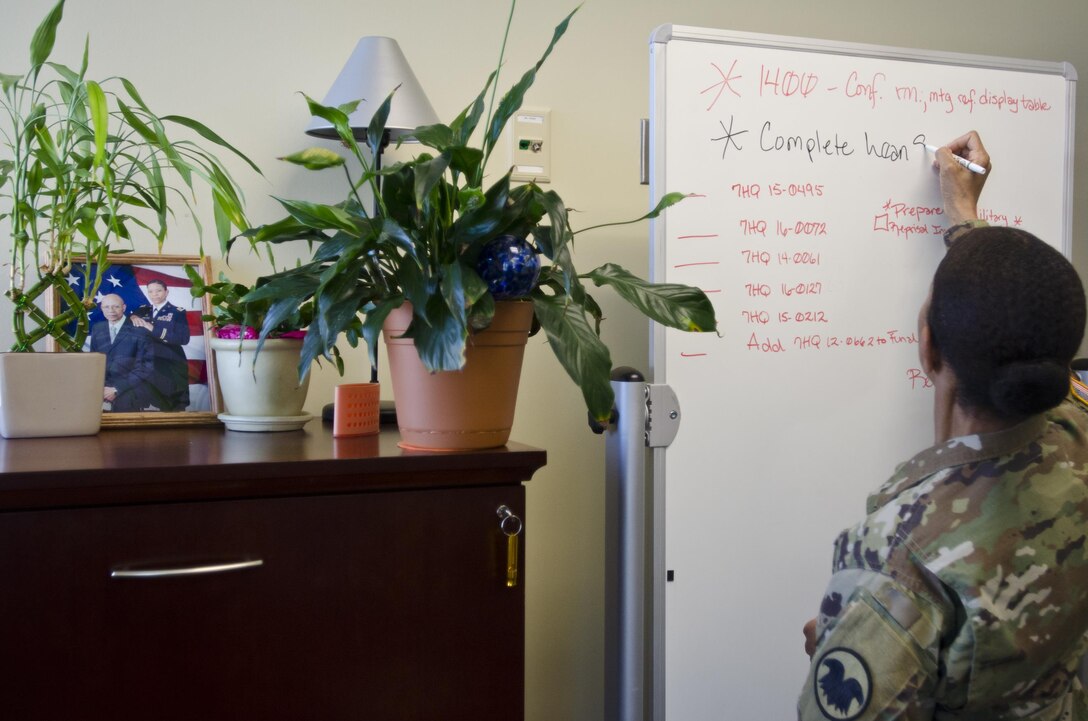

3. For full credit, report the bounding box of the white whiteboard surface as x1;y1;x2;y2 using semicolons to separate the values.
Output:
649;25;1075;721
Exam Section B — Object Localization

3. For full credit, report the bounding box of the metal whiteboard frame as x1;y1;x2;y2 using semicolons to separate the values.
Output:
647;23;1076;721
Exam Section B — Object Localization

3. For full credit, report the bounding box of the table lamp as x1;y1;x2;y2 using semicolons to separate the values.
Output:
305;36;439;142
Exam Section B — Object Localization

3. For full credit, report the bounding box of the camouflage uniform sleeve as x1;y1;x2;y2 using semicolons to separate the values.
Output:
798;570;945;721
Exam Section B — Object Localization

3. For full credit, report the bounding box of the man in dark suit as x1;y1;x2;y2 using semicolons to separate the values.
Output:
89;294;154;412
130;279;191;411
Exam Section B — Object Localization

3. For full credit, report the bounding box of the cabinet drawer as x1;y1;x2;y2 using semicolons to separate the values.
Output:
0;484;525;720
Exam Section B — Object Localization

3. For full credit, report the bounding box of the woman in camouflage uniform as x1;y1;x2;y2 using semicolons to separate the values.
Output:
800;132;1088;721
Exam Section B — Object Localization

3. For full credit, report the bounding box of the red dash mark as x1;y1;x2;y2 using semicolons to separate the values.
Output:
680;352;708;358
677;234;719;240
702;289;722;293
700;60;742;111
687;193;707;198
673;261;720;269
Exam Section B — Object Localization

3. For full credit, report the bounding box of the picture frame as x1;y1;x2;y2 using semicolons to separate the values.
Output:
48;254;222;428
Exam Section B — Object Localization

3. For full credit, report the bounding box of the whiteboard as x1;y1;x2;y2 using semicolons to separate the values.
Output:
648;25;1075;721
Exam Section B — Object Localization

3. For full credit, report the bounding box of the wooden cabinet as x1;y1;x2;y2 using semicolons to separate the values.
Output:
0;424;546;720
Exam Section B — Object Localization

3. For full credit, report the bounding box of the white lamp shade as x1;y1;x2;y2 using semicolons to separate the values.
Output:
305;36;439;142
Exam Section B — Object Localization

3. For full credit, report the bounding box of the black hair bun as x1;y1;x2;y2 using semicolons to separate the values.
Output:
989;360;1070;417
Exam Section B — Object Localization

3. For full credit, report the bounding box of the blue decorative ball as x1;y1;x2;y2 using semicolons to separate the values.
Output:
476;234;541;300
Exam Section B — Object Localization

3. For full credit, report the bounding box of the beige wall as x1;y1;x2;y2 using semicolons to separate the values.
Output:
3;1;1088;718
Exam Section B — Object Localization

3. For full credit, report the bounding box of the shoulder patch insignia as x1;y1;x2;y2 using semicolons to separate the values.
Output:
813;647;871;720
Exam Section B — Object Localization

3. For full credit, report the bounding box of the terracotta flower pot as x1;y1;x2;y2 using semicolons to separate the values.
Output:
383;301;534;450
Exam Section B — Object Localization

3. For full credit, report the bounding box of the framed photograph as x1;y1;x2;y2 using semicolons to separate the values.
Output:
49;254;221;428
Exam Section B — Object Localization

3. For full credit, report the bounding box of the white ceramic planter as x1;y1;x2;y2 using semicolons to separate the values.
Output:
210;338;311;432
0;352;106;438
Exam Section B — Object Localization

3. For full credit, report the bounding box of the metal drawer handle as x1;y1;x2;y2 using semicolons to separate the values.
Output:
110;559;264;579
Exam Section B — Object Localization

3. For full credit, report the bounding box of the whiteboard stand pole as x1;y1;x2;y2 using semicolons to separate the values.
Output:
603;366;681;721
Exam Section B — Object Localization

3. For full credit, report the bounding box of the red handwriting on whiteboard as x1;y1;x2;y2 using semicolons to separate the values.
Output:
729;183;826;199
702;60;743;111
844;71;885;109
741;250;770;266
740;310;770;325
777;251;821;266
907;368;933;389
882;199;943;220
739;250;822;268
747;333;786;353
776;220;828;237
777;311;830;324
788;330;918;352
739;219;767;236
759;65;818;98
871;214;933;240
768;183;823;198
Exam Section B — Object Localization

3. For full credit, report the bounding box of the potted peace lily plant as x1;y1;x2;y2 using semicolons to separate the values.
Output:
235;5;717;449
185;269;318;431
0;0;255;437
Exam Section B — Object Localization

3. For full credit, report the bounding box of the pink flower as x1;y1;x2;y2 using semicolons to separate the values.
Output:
215;324;306;340
215;324;258;340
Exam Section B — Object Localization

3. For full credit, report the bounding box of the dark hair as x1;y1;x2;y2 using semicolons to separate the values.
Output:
146;279;168;291
928;226;1085;418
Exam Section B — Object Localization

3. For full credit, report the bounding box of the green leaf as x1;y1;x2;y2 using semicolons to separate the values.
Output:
448;146;484;178
279;147;345;170
531;291;614;422
0;73;21;93
366;90;396;157
241;215;328;245
575;192;688;235
485;7;578;156
451;72;495;148
361;297;401;369
243;265;323;303
212;191;232;257
79;33;88;77
162;114;263;175
583;263;718;332
115;100;158;143
274;197;359;234
437;261;466;322
30;0;65;69
529;186;569;261
85;80;108;167
315;264;368;349
448;171;512;245
119;77;151;112
413;153;451;211
44;60;79;87
411;296;468;372
303;92;359;149
411;123;454;151
258;295;308;339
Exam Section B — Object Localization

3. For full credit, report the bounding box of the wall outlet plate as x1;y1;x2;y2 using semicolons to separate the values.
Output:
511;108;551;183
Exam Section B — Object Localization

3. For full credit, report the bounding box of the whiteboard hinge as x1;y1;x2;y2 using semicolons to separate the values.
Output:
645;384;681;448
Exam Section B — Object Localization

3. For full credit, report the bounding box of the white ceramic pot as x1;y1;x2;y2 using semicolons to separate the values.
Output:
210;337;311;431
0;351;106;438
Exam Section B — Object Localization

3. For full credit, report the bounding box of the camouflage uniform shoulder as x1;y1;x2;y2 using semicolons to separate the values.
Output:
892;405;1088;713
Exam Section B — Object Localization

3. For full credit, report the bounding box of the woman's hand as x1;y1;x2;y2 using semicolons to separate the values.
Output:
935;130;991;225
